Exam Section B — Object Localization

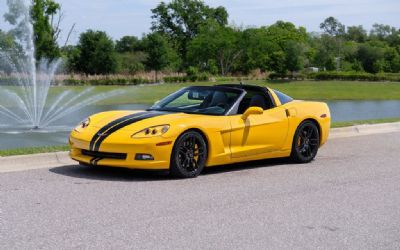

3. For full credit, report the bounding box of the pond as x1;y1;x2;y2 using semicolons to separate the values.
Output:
0;100;399;150
327;100;400;121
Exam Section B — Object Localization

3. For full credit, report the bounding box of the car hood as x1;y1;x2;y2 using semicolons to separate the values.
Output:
89;110;191;132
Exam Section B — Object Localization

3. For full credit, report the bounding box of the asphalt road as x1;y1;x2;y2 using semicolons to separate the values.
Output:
1;132;400;249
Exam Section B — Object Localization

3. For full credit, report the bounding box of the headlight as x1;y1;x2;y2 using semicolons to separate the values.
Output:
74;117;90;131
80;118;91;128
131;125;170;138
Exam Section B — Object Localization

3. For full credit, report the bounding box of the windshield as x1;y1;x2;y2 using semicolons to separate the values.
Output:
149;86;243;115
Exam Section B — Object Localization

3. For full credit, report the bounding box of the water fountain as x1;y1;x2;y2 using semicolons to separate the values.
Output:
0;0;123;131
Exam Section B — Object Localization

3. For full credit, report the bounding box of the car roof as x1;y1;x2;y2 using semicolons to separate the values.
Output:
215;83;278;107
214;83;269;93
184;85;246;94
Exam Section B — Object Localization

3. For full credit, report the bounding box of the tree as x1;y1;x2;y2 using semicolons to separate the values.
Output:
4;0;62;60
31;0;62;60
239;27;271;73
187;21;242;75
346;25;367;43
284;41;305;73
341;41;362;71
269;51;287;75
0;29;16;51
0;29;19;74
370;24;394;40
74;30;117;75
320;17;345;37
265;21;308;48
310;34;337;70
262;21;308;73
318;17;347;70
115;36;141;53
151;0;228;58
117;52;146;74
357;43;384;73
383;47;400;73
385;28;400;48
143;33;178;81
60;45;80;73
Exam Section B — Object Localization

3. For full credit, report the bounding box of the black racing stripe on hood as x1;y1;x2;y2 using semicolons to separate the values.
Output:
89;112;147;151
90;111;169;152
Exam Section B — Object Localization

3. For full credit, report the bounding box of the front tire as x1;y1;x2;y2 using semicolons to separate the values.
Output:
291;121;320;163
170;131;208;178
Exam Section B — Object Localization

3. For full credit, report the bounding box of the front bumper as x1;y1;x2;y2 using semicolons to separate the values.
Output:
69;130;174;170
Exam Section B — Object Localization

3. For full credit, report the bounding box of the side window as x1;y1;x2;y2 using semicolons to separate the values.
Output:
237;90;272;114
273;90;293;105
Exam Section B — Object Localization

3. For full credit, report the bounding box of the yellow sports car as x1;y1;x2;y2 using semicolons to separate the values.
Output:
69;84;330;178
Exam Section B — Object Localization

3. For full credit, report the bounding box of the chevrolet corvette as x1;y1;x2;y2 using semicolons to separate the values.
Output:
69;84;331;178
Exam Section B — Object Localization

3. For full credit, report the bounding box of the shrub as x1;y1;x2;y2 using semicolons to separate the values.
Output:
163;73;209;83
307;71;400;81
268;72;306;80
62;78;152;86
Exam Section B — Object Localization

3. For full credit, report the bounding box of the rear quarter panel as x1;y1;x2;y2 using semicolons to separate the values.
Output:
280;101;331;151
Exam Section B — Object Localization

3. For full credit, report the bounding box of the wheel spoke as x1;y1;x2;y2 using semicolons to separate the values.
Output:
179;146;187;154
302;130;307;139
183;158;190;167
306;146;312;157
306;127;314;138
310;139;318;146
194;149;205;156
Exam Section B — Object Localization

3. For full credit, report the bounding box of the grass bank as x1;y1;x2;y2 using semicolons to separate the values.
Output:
330;117;400;128
47;80;400;105
0;145;69;157
1;117;399;157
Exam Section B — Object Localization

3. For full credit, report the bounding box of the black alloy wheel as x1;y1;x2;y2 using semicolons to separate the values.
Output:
291;121;320;163
170;131;207;178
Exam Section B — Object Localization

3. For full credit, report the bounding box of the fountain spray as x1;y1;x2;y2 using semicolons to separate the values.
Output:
0;0;123;129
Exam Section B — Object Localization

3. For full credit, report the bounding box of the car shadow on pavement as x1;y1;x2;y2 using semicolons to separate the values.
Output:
49;164;170;182
202;157;292;176
49;158;293;181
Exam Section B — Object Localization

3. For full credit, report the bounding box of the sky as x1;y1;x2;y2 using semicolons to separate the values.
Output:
0;0;399;45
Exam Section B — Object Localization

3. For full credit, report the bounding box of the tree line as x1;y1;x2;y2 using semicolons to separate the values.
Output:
1;0;400;78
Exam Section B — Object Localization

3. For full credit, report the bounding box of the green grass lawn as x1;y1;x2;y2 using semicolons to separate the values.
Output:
47;80;400;105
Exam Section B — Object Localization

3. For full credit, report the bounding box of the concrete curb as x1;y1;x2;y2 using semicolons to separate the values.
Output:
0;151;74;173
1;122;399;173
329;122;400;139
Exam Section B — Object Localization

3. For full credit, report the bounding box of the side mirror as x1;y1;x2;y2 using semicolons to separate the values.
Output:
241;107;263;120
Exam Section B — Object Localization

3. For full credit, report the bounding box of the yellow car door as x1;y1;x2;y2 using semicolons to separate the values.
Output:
229;106;289;158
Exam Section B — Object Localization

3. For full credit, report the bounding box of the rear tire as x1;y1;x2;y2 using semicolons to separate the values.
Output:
170;131;208;178
290;121;320;163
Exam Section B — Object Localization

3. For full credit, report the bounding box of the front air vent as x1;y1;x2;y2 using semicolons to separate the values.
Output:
82;150;127;160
